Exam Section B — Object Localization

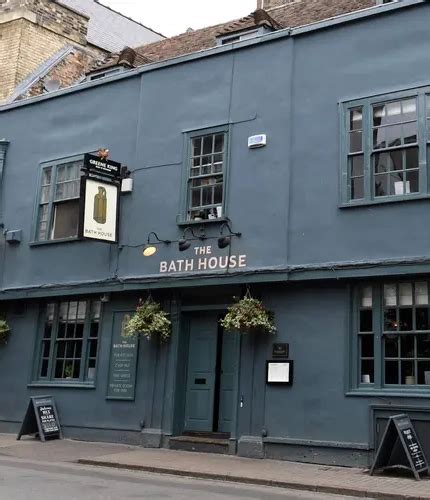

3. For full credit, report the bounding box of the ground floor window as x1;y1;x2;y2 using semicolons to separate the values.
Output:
36;299;101;383
355;281;430;389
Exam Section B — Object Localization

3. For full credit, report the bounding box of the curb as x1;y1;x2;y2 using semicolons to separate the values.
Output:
77;459;425;499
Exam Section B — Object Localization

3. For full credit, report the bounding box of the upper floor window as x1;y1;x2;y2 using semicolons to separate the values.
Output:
341;89;430;206
36;157;83;241
219;29;259;45
35;299;101;384
184;127;228;222
353;282;430;391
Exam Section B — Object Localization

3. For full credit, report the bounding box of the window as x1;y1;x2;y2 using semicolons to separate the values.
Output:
36;299;101;383
219;30;259;45
184;128;228;222
86;67;125;82
36;158;83;241
354;282;430;390
341;89;430;205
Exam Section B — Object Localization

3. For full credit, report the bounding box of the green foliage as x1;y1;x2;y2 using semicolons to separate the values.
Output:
0;319;10;345
220;293;276;335
64;364;73;378
123;298;171;342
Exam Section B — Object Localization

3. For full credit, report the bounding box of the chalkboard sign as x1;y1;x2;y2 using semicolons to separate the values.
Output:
370;414;429;480
106;312;139;400
17;396;62;442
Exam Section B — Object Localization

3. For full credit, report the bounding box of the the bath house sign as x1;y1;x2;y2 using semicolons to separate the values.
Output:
159;245;247;274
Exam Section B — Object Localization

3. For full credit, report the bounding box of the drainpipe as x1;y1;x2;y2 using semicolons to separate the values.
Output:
0;140;9;227
0;140;9;291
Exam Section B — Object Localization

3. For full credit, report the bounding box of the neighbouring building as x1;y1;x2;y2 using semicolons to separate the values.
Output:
0;0;164;103
2;0;430;468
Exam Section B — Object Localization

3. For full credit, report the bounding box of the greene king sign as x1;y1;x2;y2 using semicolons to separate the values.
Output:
160;245;247;274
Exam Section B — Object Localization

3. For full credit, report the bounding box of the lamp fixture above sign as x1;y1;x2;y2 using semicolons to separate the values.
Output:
140;220;242;258
218;222;242;249
178;226;207;252
142;232;172;257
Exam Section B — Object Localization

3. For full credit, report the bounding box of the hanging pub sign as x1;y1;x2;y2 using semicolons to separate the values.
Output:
79;177;120;243
17;396;62;442
370;414;429;480
83;152;121;179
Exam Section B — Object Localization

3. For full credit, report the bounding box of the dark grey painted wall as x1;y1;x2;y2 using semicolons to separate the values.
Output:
1;5;429;292
0;2;429;465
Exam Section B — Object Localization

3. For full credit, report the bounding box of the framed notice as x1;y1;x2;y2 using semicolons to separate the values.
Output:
79;177;119;243
106;312;139;400
266;360;294;385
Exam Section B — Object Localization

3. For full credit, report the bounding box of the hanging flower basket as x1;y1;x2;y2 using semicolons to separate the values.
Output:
123;297;171;342
0;320;10;345
220;291;276;335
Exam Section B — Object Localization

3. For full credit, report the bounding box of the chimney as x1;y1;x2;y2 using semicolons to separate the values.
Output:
118;47;137;67
256;0;291;9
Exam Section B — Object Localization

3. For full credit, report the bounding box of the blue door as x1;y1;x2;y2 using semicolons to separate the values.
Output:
217;331;239;433
184;314;218;432
183;314;238;434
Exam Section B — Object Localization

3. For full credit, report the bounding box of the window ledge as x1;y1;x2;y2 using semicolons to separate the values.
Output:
29;238;82;247
177;217;229;227
28;382;95;389
346;389;430;398
339;193;430;209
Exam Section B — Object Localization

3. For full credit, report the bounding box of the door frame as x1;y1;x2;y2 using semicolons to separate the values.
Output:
171;305;241;440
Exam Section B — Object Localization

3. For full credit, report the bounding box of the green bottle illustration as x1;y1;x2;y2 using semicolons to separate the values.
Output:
93;186;107;224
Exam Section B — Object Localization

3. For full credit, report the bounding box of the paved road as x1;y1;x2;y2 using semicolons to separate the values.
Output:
0;456;369;500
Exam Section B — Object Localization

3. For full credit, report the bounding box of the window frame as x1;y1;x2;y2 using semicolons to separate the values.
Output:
340;87;430;207
32;298;102;387
350;281;430;396
178;124;231;225
32;154;85;244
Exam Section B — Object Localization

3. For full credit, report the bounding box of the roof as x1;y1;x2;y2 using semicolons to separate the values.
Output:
57;0;165;52
132;0;376;64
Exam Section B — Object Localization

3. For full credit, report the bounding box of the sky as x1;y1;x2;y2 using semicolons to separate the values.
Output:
101;0;257;37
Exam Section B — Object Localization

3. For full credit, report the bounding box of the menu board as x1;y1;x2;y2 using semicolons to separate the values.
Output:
370;414;429;480
397;416;428;473
106;312;139;400
17;396;62;442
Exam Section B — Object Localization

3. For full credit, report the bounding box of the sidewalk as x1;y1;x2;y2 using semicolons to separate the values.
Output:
0;433;429;499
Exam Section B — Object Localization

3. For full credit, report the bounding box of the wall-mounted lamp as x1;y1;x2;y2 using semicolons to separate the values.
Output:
218;223;242;249
178;226;207;252
142;232;171;257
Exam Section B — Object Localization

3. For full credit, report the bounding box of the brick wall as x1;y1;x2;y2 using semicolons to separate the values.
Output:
0;17;23;100
0;0;88;45
0;0;105;101
19;49;97;100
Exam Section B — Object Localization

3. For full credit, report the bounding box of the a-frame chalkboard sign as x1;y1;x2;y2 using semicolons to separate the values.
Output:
370;414;429;480
17;396;62;442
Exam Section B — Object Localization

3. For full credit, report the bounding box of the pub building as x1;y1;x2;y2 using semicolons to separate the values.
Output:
2;0;430;467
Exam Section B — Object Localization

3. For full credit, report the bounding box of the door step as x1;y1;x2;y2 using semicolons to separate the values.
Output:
169;435;229;455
